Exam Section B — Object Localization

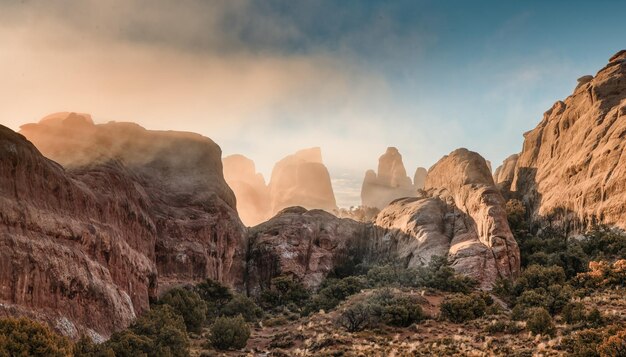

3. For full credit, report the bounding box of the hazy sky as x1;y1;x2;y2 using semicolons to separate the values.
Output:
1;0;626;207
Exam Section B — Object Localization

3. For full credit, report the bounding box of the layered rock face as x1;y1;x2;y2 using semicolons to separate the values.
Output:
245;207;367;293
267;148;337;214
511;50;626;230
223;154;271;226
361;147;416;209
2;113;246;338
425;149;520;284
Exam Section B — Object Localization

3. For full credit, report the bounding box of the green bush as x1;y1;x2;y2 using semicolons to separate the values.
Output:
157;287;207;333
415;256;478;293
525;307;555;336
260;276;310;310
195;279;233;319
440;293;487;323
559;328;605;356
379;295;426;327
304;276;366;314
0;318;73;357
209;315;250;350
513;265;566;295
221;294;263;322
562;302;587;325
105;305;189;357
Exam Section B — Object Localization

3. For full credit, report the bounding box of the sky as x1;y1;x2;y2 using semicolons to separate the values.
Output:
1;0;626;207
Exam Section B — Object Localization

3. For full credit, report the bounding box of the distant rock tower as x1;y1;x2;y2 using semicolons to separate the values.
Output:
361;147;417;209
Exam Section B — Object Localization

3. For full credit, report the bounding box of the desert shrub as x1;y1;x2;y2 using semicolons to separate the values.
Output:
111;304;189;357
598;329;626;357
304;276;366;314
195;279;233;319
575;260;626;289
580;226;626;260
209;315;250;350
220;294;263;322
440;292;487;323
506;199;527;231
337;303;371;332
73;336;115;357
157;287;207;333
415;256;478;293
0;318;73;357
484;319;523;334
365;264;418;287
379;295;426;327
559;328;605;356
562;302;587;325
513;265;566;295
260;276;310;310
525;307;555;336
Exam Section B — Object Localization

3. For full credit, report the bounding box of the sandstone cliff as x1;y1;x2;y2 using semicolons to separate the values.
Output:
413;167;428;190
361;147;416;209
267;148;337;215
1;113;246;338
493;154;519;193
510;50;626;231
223;154;271;226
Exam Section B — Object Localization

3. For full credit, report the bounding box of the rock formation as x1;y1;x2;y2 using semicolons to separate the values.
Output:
245;207;367;293
250;149;520;290
1;113;246;338
413;167;428;190
510;50;626;230
223;154;271;226
267;148;337;215
361;147;416;209
493;154;519;192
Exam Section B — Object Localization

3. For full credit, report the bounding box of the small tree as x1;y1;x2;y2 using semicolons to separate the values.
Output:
157;287;207;333
195;279;233;319
338;303;371;332
221;294;264;322
525;307;555;336
210;315;250;350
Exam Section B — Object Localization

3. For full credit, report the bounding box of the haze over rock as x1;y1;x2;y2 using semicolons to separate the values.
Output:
510;50;626;231
251;149;520;290
493;154;519;193
361;147;417;209
267;147;337;215
223;154;271;226
413;167;428;190
3;114;246;338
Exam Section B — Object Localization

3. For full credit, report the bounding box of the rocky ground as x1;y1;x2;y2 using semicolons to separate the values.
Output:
190;286;626;356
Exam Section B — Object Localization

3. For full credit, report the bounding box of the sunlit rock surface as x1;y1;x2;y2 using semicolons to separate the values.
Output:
223;154;271;226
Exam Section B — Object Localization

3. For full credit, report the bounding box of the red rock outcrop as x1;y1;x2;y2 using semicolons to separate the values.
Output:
222;154;271;226
413;167;428;190
511;50;626;230
245;207;366;293
493;154;519;192
267;148;337;215
1;113;246;338
361;147;416;209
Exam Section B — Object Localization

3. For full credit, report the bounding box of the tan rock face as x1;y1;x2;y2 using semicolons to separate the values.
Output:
267;147;337;215
2;113;246;337
223;154;271;226
493;154;519;192
424;148;520;285
511;50;626;230
361;147;416;209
